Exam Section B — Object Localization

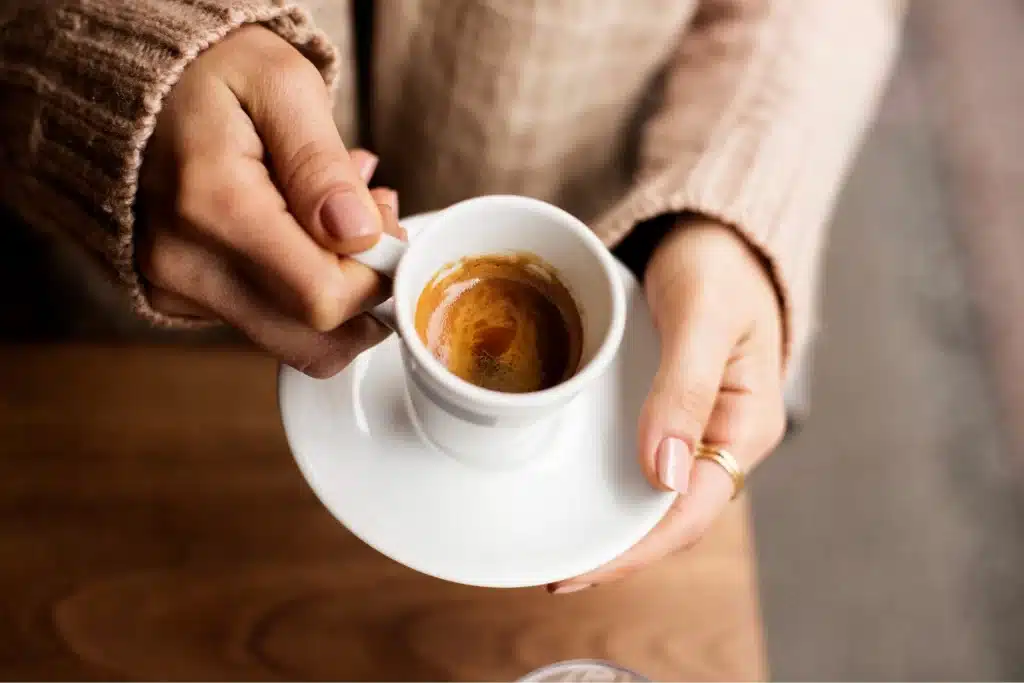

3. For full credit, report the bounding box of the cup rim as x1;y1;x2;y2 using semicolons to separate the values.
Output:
392;195;627;410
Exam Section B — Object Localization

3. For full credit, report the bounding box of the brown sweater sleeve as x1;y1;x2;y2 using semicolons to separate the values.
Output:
592;0;905;368
0;0;340;324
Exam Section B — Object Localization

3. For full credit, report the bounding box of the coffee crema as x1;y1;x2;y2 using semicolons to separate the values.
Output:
414;253;583;394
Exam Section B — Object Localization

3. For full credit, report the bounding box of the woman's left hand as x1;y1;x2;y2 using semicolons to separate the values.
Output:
549;217;788;593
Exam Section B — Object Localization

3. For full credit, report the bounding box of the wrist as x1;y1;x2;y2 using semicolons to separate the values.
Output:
645;214;784;335
646;215;748;281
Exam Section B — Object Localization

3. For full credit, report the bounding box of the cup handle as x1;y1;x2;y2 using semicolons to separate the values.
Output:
347;231;408;279
347;231;409;331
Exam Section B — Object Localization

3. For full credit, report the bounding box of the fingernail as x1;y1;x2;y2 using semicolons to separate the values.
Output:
320;191;377;242
550;583;592;595
357;154;378;182
657;437;691;493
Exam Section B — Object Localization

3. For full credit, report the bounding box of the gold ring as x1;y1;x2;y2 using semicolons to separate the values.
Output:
695;444;745;500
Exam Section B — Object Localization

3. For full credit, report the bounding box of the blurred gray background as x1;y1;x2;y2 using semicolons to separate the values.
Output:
752;1;1024;679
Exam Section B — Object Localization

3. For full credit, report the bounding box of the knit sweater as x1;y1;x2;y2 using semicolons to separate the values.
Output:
0;0;904;366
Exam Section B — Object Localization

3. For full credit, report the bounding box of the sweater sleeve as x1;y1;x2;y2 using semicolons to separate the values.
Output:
0;0;340;325
593;0;905;367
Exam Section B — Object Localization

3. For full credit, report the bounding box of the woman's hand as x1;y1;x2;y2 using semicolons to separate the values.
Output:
137;25;404;378
550;217;788;593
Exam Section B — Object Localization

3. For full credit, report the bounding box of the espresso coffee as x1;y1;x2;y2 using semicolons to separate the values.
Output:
414;253;584;393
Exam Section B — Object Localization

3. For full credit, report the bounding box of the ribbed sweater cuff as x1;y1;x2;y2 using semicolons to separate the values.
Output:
0;0;339;326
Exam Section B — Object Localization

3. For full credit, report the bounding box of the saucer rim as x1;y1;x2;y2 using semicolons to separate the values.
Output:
277;211;675;588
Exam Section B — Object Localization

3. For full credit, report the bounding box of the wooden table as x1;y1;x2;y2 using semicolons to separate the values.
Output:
0;345;765;681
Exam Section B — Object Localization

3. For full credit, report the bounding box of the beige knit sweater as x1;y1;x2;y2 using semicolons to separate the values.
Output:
0;0;903;364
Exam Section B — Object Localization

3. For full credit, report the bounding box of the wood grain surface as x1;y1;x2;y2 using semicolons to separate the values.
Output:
0;345;765;681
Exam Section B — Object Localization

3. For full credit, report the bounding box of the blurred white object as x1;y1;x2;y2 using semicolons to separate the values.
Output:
518;659;648;682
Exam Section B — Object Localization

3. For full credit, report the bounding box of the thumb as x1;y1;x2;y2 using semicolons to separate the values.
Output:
639;299;733;494
234;37;382;254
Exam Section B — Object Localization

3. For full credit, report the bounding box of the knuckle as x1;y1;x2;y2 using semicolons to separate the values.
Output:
300;359;341;380
137;232;215;304
175;162;253;236
174;162;216;225
303;315;388;377
137;232;180;290
661;380;718;439
297;267;347;332
147;292;175;316
346;313;390;347
172;163;203;225
252;48;325;114
302;349;357;379
261;39;322;84
678;382;718;416
279;141;354;208
205;178;250;226
224;26;324;95
298;347;355;381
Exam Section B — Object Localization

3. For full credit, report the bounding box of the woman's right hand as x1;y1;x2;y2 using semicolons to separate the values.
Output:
137;25;404;378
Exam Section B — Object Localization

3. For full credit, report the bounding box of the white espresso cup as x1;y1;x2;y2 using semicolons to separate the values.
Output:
349;195;626;468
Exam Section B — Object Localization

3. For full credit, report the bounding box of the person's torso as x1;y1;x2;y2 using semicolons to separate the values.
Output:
309;0;700;222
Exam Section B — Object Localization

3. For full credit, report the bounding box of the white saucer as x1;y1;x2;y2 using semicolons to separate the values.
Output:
278;213;674;588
